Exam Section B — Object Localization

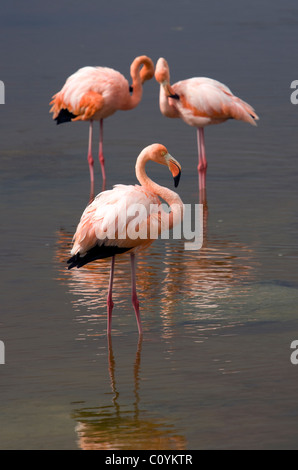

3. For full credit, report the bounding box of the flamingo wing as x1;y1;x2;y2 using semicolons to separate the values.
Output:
173;77;258;126
68;185;161;269
50;66;130;123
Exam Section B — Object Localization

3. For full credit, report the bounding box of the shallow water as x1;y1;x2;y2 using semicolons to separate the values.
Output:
1;0;298;450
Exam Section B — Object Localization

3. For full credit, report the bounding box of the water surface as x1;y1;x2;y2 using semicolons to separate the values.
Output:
1;0;298;450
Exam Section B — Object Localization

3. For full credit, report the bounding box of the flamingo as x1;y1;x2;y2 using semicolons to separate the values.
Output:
155;57;259;189
50;56;155;197
67;143;183;335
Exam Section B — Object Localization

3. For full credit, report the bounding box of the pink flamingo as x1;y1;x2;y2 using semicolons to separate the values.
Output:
50;56;155;197
67;143;183;335
155;57;259;189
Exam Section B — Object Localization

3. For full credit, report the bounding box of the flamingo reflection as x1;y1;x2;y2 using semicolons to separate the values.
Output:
72;336;186;450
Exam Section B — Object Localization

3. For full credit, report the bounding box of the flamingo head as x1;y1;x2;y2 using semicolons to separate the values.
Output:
154;58;179;99
154;58;170;85
149;143;182;188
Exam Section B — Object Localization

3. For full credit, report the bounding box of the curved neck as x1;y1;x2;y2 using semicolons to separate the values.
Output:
121;56;154;110
155;59;179;118
135;152;183;230
159;83;180;118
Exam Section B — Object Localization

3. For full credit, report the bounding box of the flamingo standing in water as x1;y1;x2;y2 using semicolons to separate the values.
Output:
50;56;155;197
155;57;259;190
67;143;183;335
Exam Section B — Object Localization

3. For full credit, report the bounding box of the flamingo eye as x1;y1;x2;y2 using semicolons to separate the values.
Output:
161;151;166;157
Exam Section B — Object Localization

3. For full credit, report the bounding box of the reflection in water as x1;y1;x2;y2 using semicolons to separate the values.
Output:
72;337;186;450
54;203;257;337
54;229;162;332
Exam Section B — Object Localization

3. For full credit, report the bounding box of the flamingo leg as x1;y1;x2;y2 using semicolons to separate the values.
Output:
107;255;115;335
99;119;106;191
197;127;207;189
199;168;207;192
199;182;207;205
197;127;208;171
130;253;142;335
88;120;95;201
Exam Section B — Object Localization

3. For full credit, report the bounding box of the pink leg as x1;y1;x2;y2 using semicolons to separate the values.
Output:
88;121;95;201
199;169;207;192
201;129;207;170
197;128;207;190
197;128;207;172
107;255;115;335
130;253;142;335
99;119;106;191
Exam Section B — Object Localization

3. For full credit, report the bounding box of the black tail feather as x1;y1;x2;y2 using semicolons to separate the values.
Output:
67;244;131;269
55;108;77;125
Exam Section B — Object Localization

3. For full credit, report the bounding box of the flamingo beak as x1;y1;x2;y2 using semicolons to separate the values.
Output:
166;154;182;188
163;83;180;100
